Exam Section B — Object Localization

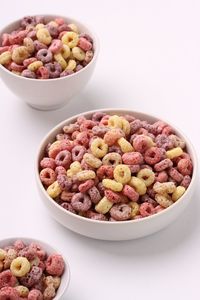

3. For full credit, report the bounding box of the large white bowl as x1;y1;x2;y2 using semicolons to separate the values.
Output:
0;237;70;299
0;15;99;110
35;109;197;240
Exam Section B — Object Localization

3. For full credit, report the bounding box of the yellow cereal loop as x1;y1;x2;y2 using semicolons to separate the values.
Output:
10;257;31;277
172;186;186;202
23;37;35;53
28;60;43;72
118;137;134;153
113;164;131;184
120;117;131;135
67;161;82;177
66;59;76;71
102;179;123;192
95;196;113;214
47;181;61;198
155;194;173;208
36;28;52;45
76;170;96;181
129;177;147;195
47;21;58;27
166;147;183;159
137;168;155;187
0;249;6;260
15;286;29;297
129;202;140;218
83;153;102;168
12;46;30;64
72;46;86;61
91;138;108;158
0;51;12;65
54;53;67;70
44;276;61;289
61;45;71;59
61;31;79;48
102;152;122;167
68;23;79;33
35;23;45;30
108;115;123;129
153;182;176;194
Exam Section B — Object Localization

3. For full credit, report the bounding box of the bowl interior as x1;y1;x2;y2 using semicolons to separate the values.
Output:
0;237;70;299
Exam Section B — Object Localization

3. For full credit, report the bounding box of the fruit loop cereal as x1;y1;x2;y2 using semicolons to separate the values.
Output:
0;240;65;299
39;113;193;221
0;16;94;79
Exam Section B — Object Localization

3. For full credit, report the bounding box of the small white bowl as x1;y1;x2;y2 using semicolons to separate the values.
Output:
35;109;198;240
0;15;99;110
0;237;70;299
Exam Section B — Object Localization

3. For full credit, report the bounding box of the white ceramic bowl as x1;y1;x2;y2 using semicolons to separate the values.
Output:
0;15;99;110
0;237;70;299
35;109;197;240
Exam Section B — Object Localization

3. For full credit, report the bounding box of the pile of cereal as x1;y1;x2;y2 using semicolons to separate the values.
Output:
0;16;94;79
39;112;193;221
0;240;65;299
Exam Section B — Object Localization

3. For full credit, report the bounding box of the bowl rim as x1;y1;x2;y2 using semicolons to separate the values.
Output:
35;108;198;225
0;14;100;82
0;236;71;299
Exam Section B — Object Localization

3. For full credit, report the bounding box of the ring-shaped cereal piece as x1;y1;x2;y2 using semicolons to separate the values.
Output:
39;167;56;186
113;164;131;184
72;46;85;61
45;62;62;78
139;202;155;217
83;153;102;168
36;28;52;45
0;270;17;289
0;287;20;300
102;152;122;167
71;192;92;212
144;147;163;165
129;176;147;195
102;179;123;192
137;168;155;187
11;46;30;64
61;31;79;48
47;180;62;198
108;115;123;129
110;204;131;221
95;196;113;214
36;49;52;63
10;257;31;277
90;138;108;158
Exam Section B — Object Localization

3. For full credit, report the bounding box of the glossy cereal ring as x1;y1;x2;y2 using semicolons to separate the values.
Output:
102;179;123;192
47;181;62;198
172;186;186;202
91;138;108;158
118;137;133;153
110;204;131;221
102;152;122;167
95;196;113;214
113;164;131;184
129;176;147;195
137;168;155;187
61;31;78;48
10;257;31;277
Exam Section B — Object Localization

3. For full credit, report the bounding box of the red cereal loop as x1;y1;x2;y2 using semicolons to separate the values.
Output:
105;189;122;203
139;203;155;217
55;150;71;168
104;129;124;146
0;286;20;300
122;152;144;165
28;289;43;300
0;270;17;289
55;166;66;175
80;120;96;132
132;135;152;153
45;254;65;276
155;171;168;182
39;168;56;186
40;157;56;170
96;165;114;180
122;185;139;202
78;37;93;51
78;179;94;193
177;158;193;176
144;147;163;165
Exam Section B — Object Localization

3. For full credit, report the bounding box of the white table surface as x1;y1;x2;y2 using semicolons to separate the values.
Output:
0;0;200;299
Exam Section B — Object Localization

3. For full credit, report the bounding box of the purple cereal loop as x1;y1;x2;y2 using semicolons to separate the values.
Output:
155;134;174;150
110;204;131;221
71;193;92;212
36;49;52;63
88;186;101;204
130;119;142;134
72;145;86;161
21;69;36;78
168;167;183;183
33;40;48;51
46;24;59;38
55;150;71;168
180;175;191;188
154;158;173;172
45;62;62;78
21;16;36;28
57;174;72;191
61;202;76;213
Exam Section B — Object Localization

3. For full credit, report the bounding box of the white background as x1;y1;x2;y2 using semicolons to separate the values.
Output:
0;0;200;299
